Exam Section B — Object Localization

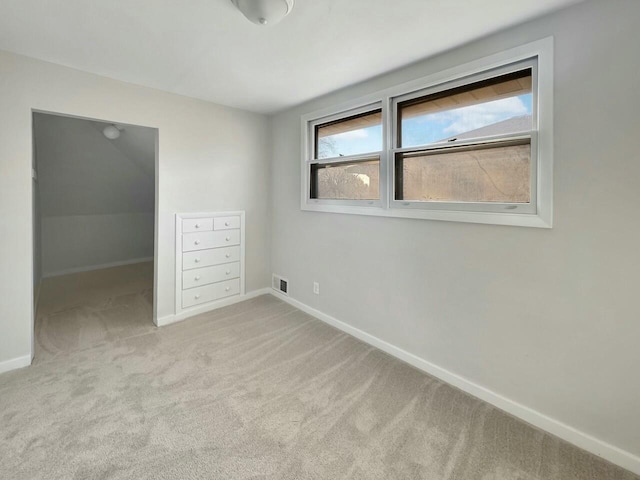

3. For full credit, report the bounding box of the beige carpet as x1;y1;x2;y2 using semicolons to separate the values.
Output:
0;265;637;479
34;262;155;364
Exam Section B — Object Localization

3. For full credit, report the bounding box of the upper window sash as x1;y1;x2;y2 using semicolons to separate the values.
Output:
391;58;538;152
308;102;383;163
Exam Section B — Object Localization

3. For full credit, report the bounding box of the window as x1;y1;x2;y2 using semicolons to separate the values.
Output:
315;109;382;159
395;140;531;203
393;61;536;213
311;159;380;200
301;38;553;227
308;106;383;204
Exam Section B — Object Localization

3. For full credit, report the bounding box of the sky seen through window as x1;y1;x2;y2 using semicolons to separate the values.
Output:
317;93;532;158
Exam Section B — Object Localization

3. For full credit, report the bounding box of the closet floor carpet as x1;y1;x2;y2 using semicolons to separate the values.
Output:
1;270;637;479
33;262;155;365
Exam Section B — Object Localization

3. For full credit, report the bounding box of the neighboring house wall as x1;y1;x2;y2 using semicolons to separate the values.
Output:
270;0;640;467
0;49;271;367
33;114;155;276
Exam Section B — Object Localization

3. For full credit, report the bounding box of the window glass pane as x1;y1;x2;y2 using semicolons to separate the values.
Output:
311;158;379;200
315;110;382;159
399;69;533;148
395;142;530;203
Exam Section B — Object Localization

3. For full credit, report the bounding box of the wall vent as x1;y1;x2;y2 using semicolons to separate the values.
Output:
272;274;289;296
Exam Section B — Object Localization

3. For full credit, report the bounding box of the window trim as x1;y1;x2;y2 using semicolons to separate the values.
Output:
306;102;386;207
300;37;553;228
391;58;537;215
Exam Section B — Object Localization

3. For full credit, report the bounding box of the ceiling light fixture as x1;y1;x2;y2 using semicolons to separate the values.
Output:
231;0;294;26
103;124;123;140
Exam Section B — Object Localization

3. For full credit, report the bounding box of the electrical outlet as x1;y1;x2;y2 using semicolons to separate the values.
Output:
313;282;320;295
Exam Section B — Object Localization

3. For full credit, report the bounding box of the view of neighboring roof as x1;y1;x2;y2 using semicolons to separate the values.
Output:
440;114;532;142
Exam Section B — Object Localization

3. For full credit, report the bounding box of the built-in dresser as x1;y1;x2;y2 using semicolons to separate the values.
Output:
175;211;245;316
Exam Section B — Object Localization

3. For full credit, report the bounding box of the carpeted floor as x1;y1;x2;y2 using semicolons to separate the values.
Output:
33;262;155;365
1;264;637;479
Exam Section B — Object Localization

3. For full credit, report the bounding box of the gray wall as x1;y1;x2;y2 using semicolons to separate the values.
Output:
31;146;41;292
33;113;155;276
40;213;154;275
0;48;271;366
270;0;640;461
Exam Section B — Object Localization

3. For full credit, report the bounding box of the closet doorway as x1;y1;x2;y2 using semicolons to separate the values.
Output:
31;111;158;363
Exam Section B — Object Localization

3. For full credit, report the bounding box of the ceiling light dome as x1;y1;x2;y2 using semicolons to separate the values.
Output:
231;0;294;26
103;124;122;140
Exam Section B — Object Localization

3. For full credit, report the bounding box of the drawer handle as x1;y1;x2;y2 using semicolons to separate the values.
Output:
195;223;200;229
195;294;201;299
225;237;230;241
225;287;230;292
225;270;231;275
194;258;200;263
194;240;200;245
224;221;230;226
195;276;201;281
225;253;230;258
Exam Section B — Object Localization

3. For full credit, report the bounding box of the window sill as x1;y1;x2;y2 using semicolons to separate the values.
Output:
301;202;552;228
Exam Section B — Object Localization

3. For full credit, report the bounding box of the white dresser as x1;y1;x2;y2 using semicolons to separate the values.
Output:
175;211;245;315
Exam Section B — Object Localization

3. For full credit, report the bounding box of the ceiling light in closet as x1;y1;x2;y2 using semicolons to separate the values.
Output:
231;0;294;26
103;124;123;140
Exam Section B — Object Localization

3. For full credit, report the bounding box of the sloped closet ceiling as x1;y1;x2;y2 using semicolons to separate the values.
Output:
33;113;155;217
33;113;156;276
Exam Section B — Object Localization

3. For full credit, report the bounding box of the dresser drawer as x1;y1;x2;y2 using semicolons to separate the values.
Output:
182;262;240;290
182;229;240;252
182;218;213;233
215;278;241;300
182;246;240;270
214;216;241;230
182;278;240;308
182;284;216;308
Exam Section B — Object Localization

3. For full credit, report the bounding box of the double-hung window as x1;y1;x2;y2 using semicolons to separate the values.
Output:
301;39;553;227
308;105;384;206
392;60;536;213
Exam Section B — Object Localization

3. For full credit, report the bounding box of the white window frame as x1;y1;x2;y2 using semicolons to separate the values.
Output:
391;58;537;215
301;37;553;228
306;101;387;208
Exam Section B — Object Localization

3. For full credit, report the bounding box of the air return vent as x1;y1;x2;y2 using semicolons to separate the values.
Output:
272;274;289;296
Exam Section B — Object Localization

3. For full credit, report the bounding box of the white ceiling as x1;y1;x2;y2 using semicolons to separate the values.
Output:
0;0;581;113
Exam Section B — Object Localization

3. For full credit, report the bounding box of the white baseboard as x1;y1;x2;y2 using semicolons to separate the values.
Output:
43;257;153;278
271;291;640;476
0;354;32;375
157;288;271;327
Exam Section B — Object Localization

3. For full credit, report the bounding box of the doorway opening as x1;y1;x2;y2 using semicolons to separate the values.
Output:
31;111;158;363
